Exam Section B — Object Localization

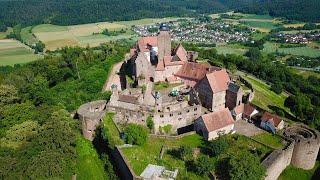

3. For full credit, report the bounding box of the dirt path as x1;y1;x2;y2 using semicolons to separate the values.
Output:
102;61;124;92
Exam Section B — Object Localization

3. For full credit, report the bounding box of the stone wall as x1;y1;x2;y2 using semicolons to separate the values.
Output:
77;100;107;141
262;141;294;180
284;124;320;170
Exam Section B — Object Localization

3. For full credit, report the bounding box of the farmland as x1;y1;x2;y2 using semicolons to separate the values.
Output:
0;39;42;66
263;42;320;58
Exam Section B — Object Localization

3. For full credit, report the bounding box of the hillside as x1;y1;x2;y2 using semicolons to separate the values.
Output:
0;0;319;31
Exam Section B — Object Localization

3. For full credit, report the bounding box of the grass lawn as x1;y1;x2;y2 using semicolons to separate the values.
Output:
241;21;277;32
102;113;124;146
121;134;204;175
0;39;42;66
238;72;290;114
278;161;320;180
251;132;285;149
75;137;107;180
263;42;320;58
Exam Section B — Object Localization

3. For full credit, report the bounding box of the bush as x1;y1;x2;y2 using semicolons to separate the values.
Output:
146;116;154;130
124;124;148;145
163;125;172;134
271;82;283;94
187;155;214;176
177;145;193;161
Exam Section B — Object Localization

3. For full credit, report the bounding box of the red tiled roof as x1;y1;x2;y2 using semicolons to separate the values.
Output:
175;62;219;80
261;112;282;127
174;44;188;62
234;103;244;115
206;69;230;93
201;108;234;132
164;55;185;66
155;60;165;71
243;104;256;117
138;36;157;52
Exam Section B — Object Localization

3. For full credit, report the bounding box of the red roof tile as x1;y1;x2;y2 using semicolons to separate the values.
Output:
175;62;220;81
206;69;230;93
155;60;165;71
201;108;234;132
261;112;282;127
174;44;188;62
164;55;185;66
234;103;244;115
243;104;256;117
138;36;157;52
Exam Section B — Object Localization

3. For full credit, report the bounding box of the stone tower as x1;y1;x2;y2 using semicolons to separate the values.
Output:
157;23;171;61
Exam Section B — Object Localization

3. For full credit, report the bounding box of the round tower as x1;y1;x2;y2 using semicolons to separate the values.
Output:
284;124;320;170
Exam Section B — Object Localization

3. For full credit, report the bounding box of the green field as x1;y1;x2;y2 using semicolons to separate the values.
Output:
75;137;107;180
0;39;42;66
20;26;38;45
263;42;320;58
278;161;320;180
289;68;320;79
238;72;290;114
215;44;248;55
251;132;285;149
242;21;278;32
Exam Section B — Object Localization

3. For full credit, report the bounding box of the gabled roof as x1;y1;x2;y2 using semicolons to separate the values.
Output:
173;44;188;62
164;55;185;66
206;69;230;93
175;62;220;81
201;108;234;132
138;36;157;52
261;112;282;127
243;104;257;117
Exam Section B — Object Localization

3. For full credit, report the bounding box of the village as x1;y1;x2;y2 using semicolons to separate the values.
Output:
133;18;251;44
273;30;320;44
77;24;320;180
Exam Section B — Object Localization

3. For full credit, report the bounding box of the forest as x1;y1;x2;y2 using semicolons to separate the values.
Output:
0;0;319;31
0;41;131;179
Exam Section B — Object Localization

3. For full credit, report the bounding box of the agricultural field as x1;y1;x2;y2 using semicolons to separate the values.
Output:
0;28;13;40
289;68;320;79
29;17;179;50
0;39;42;66
263;42;320;58
238;71;291;114
215;43;248;55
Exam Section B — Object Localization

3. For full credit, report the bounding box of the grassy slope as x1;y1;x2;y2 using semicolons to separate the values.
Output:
75;137;107;180
278;161;320;180
239;72;290;114
289;68;320;79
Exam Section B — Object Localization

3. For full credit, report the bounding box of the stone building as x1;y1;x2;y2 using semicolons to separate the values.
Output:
260;112;284;133
194;108;235;140
226;82;243;110
194;69;230;112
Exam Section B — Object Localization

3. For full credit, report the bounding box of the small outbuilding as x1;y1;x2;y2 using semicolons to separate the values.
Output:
195;108;235;141
260;112;284;134
243;103;259;120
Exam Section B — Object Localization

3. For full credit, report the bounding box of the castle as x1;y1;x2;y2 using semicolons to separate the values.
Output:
105;24;244;136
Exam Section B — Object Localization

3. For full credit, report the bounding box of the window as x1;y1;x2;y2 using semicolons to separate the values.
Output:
160;114;164;118
194;107;198;111
186;110;190;113
178;112;182;115
170;114;173;117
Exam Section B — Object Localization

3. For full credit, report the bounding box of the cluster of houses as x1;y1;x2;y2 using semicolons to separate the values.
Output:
133;18;250;44
275;31;320;44
107;24;283;141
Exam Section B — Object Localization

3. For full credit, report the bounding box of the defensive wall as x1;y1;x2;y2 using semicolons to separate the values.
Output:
77;100;107;141
262;124;320;180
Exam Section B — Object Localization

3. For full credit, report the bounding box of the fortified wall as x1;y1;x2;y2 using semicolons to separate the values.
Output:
77;100;107;141
262;124;320;180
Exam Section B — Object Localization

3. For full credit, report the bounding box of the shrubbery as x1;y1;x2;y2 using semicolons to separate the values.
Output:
124;124;148;145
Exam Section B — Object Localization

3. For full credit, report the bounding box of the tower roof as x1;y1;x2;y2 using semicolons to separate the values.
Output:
159;23;170;31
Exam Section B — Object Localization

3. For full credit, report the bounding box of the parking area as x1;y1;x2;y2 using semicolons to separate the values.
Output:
234;120;264;137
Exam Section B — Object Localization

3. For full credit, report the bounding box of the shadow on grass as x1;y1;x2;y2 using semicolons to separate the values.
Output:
268;105;298;121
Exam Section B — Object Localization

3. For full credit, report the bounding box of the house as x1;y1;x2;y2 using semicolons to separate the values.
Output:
243;103;258;120
260;112;284;133
194;108;235;140
194;69;230;112
231;103;244;121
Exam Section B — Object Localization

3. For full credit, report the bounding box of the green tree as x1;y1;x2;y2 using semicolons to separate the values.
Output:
245;47;262;61
146;116;154;130
206;135;229;157
124;124;148;145
0;84;20;106
177;145;193;161
271;82;283;94
27;75;51;105
228;151;265;180
191;155;214;176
